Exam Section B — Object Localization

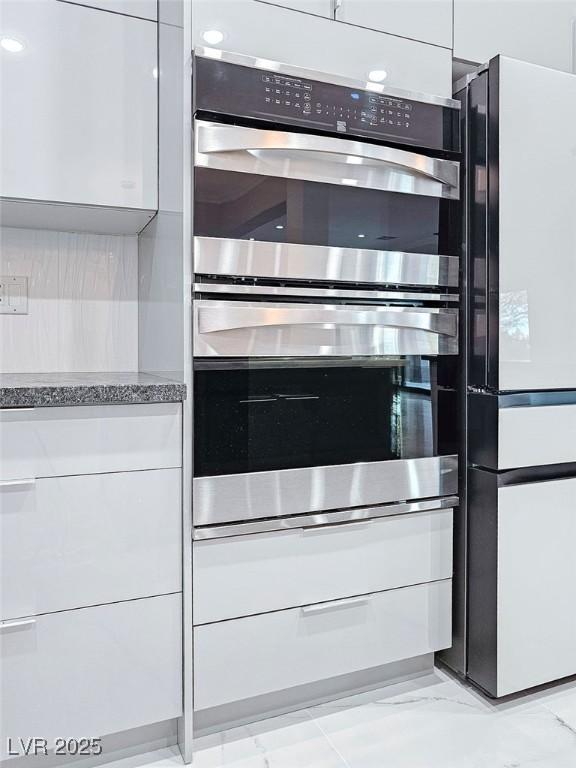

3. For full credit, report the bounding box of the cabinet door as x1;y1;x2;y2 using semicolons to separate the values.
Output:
0;403;182;482
255;0;332;16
0;595;181;760
454;0;576;73
0;1;158;211
56;0;158;20
1;469;182;621
336;0;453;49
193;0;452;96
497;480;576;696
195;580;451;710
194;509;453;624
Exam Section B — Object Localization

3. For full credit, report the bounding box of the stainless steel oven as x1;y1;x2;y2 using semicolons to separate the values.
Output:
192;50;461;532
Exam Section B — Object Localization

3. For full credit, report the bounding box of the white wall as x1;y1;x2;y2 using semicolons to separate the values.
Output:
0;227;138;373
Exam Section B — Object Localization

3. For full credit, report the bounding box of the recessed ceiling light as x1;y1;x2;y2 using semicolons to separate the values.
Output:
1;37;24;53
275;225;284;230
202;30;224;45
357;233;366;238
368;69;388;83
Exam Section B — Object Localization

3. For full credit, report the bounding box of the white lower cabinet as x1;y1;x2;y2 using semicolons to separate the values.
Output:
0;594;182;760
0;403;182;481
194;579;451;710
194;509;453;624
1;469;182;621
496;479;576;696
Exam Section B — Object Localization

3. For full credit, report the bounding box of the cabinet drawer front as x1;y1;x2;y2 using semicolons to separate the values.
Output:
0;594;182;759
194;509;453;624
1;470;182;621
0;404;182;481
194;580;451;709
499;404;576;469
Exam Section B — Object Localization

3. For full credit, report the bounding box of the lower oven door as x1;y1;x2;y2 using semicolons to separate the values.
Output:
194;299;458;357
193;356;458;526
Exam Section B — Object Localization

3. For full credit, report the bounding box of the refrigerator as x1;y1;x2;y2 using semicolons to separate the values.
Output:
444;56;576;697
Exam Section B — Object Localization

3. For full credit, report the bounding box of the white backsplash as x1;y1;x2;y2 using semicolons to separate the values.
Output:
0;227;138;373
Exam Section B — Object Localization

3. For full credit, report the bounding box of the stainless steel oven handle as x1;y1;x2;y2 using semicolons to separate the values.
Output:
197;123;459;190
197;305;457;338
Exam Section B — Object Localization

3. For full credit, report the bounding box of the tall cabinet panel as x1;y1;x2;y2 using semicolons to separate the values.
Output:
0;1;158;223
335;0;453;49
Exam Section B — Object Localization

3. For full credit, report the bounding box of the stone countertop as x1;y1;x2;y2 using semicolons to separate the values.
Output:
0;372;187;408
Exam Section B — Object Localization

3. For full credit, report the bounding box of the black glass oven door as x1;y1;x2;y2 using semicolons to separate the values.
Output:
195;168;458;256
193;357;457;478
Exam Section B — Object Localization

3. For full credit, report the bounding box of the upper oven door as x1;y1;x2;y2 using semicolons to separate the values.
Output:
194;121;460;266
194;298;458;357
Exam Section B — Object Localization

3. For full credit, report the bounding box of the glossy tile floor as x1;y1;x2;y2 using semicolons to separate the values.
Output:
111;667;576;767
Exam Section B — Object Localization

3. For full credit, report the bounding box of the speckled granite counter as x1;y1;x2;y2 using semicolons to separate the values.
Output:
0;372;187;408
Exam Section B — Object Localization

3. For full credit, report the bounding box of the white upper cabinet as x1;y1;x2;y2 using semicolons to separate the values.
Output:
56;0;158;21
193;0;452;96
454;0;576;73
335;0;453;49
0;1;158;233
254;0;333;16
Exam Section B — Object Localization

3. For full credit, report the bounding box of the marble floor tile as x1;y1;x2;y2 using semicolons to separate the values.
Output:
192;712;347;768
103;668;576;768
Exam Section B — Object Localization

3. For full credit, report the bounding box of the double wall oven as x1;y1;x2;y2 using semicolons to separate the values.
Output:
192;49;461;537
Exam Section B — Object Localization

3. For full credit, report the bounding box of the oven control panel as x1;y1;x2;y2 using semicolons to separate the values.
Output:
195;56;459;154
261;74;413;131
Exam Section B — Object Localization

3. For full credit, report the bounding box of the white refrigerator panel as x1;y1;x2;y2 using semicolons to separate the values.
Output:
498;58;576;390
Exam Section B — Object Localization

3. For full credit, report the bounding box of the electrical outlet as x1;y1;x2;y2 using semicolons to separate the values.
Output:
0;276;29;315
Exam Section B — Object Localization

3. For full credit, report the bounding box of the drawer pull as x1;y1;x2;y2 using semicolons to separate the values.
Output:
0;618;36;630
300;596;371;615
0;478;36;490
302;519;373;534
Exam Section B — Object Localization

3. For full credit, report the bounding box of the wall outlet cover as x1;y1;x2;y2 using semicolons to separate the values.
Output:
0;276;29;315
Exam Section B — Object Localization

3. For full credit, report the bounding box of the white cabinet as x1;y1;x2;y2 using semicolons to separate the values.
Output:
498;404;576;470
192;0;453;96
0;403;182;481
454;0;576;73
56;0;158;20
0;1;158;234
496;480;576;696
194;580;451;710
335;0;453;49
255;0;333;16
194;508;453;624
0;594;182;760
1;469;182;621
